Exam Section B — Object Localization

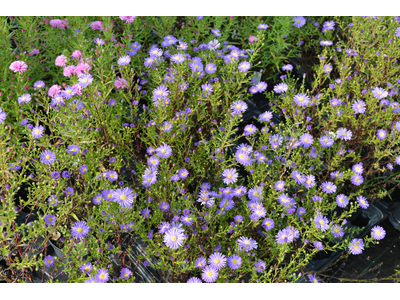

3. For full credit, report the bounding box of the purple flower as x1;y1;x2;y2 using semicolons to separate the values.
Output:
292;170;306;185
299;133;314;148
304;175;316;189
372;87;388;99
238;61;251;72
336;128;352;141
331;225;344;238
321;181;337;194
66;145;79;155
282;64;293;71
274;180;285;191
80;262;93;275
276;229;291;244
293;93;310;107
352;100;366;114
171;53;185;64
319;135;334;147
292;16;306;28
106;170;118;182
113;187;135;209
120;267;132;279
164;228;185;249
31;125;45;139
320;40;333;46
352;163;363;174
336;194;349;208
201;265;218;283
315;214;330;231
308;274;319;283
18;94;31;104
227;255;242;270
208;252;227;270
222;168;238;185
323;64;333;73
40;150;56;165
156;144;172;159
141;208;151;218
34;81;45;89
297;207;306;216
71;220;90;239
257;23;268;30
44;255;54;268
195;256;206;268
256;82;267;92
273;83;288;93
351;174;363;186
47;195;58;206
237;236;258;251
371;226;386;240
187;277;202;283
262;218;275;230
314;241;324;251
377;129;387;140
244;124;257;136
95;269;109;283
348;238;364;255
211;29;221;36
254;261;266;273
231;100;248;115
44;214;56;226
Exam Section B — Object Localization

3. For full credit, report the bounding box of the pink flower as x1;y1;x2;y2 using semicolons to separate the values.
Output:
115;77;128;89
75;61;91;78
72;84;83;95
249;36;258;43
63;66;76;77
71;50;82;59
49;19;69;29
9;61;28;73
119;16;136;24
91;21;104;31
48;85;62;97
55;55;67;67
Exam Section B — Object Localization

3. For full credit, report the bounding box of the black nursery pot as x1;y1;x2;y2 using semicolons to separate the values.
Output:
305;203;388;272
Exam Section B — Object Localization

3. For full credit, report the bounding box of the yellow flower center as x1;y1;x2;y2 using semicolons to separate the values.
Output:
45;155;50;160
354;244;359;249
100;274;105;279
232;260;237;264
162;149;166;153
124;272;128;277
48;218;52;222
215;259;220;264
244;240;251;245
83;79;88;83
67;90;72;94
319;220;324;225
207;272;212;277
171;235;177;242
77;227;83;233
120;195;127;201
